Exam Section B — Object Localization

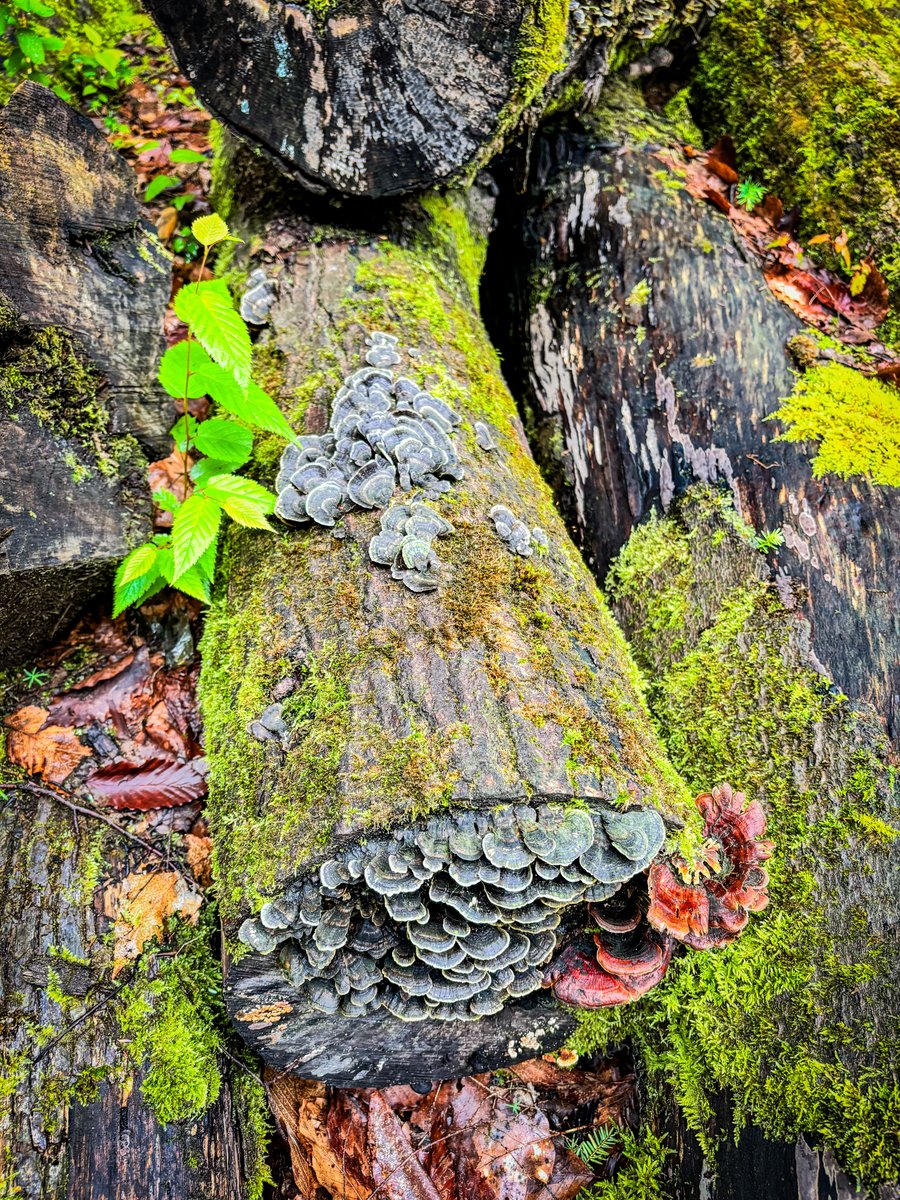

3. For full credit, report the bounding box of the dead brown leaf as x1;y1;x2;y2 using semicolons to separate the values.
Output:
185;829;213;886
4;705;92;782
368;1092;443;1200
267;1077;371;1200
109;869;202;977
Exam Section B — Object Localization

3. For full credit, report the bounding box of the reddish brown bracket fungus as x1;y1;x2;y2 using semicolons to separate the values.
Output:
647;784;773;951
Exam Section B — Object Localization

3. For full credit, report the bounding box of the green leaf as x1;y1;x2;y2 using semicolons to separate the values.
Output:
145;173;180;201
159;341;292;437
193;417;253;466
171;493;222;576
191;213;239;248
152;488;180;514
170;414;197;453
195;534;219;582
169;147;207;163
113;568;166;617
116;542;159;587
204;473;277;512
174;283;252;390
17;29;45;63
171;563;212;604
190;458;235;488
159;340;207;399
219;497;274;530
95;47;123;73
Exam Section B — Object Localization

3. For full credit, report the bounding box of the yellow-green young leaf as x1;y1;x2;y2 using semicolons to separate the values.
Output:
204;473;277;512
191;213;239;248
172;494;223;576
174;285;252;390
116;542;159;588
153;489;180;514
172;564;212;604
193;417;253;466
220;497;275;530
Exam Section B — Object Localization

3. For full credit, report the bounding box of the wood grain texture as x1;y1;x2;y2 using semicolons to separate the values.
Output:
497;124;900;738
0;84;168;665
145;0;534;198
0;792;247;1200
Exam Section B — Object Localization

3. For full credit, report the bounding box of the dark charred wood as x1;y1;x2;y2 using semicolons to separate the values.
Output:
493;118;900;739
202;189;693;1086
0;790;248;1200
0;83;169;666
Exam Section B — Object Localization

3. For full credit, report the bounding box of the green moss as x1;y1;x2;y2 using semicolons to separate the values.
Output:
421;191;488;308
574;490;900;1189
117;915;224;1125
580;1128;671;1200
231;1068;274;1200
0;324;138;479
769;362;900;486
692;0;900;344
512;0;568;104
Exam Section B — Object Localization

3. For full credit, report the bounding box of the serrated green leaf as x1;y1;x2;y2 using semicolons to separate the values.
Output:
191;213;240;248
152;488;180;514
204;473;277;512
195;534;219;582
145;173;180;201
174;284;251;390
170;413;197;451
169;147;207;163
220;497;275;530
113;567;166;617
172;493;222;576
190;458;235;487
116;542;159;587
172;563;212;603
193;417;252;466
159;340;209;399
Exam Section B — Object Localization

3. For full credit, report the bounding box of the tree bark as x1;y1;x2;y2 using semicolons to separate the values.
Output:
0;791;249;1200
145;0;711;198
0;83;170;667
492;116;900;739
201;179;694;1086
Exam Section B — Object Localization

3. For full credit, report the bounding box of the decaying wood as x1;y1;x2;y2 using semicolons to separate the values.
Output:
498;120;900;738
201;179;696;1084
0;790;247;1200
0;82;170;666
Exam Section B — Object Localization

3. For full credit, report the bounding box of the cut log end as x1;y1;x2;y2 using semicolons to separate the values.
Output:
225;798;665;1084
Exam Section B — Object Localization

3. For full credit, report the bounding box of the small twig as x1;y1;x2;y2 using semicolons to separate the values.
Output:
3;778;187;877
31;970;135;1064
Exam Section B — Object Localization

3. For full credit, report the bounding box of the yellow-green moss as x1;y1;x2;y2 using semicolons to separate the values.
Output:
573;491;900;1190
513;0;568;102
692;0;900;344
770;362;900;486
421;191;488;308
230;1067;274;1200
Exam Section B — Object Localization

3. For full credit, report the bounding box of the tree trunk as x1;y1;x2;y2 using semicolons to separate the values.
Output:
0;83;170;667
200;174;694;1087
491;113;900;739
145;0;712;198
0;791;249;1200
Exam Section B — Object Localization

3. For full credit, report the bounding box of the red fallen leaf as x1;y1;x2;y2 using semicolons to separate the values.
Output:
368;1092;442;1200
47;646;152;732
85;756;207;810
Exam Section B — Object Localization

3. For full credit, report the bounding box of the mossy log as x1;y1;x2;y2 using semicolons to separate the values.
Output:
144;0;710;198
493;118;900;739
201;182;695;1087
589;489;900;1197
0;83;170;666
0;791;250;1200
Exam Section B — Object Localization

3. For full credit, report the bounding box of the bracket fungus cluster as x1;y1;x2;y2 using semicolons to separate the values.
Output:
237;801;666;1024
490;505;549;557
274;333;464;529
368;502;454;592
545;786;772;1009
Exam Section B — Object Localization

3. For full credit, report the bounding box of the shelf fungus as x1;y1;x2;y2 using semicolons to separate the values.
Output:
368;502;454;592
239;267;278;325
237;801;665;1025
275;333;464;529
545;786;772;1009
490;505;549;557
647;783;773;950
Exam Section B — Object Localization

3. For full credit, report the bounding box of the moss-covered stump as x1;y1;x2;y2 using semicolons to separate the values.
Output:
692;0;900;347
0;83;171;665
494;111;900;739
569;488;900;1194
200;189;698;1085
0;791;255;1200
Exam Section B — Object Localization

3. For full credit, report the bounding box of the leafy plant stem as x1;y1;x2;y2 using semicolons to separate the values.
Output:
180;243;212;492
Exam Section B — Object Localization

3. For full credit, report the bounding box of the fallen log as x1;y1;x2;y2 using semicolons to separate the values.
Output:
0;83;170;666
200;177;699;1086
145;0;712;198
494;108;900;738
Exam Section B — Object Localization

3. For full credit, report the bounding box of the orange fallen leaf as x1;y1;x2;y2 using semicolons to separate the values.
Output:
4;705;92;783
185;830;213;886
110;869;202;977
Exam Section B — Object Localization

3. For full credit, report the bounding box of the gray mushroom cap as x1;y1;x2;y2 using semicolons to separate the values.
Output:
602;807;666;863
